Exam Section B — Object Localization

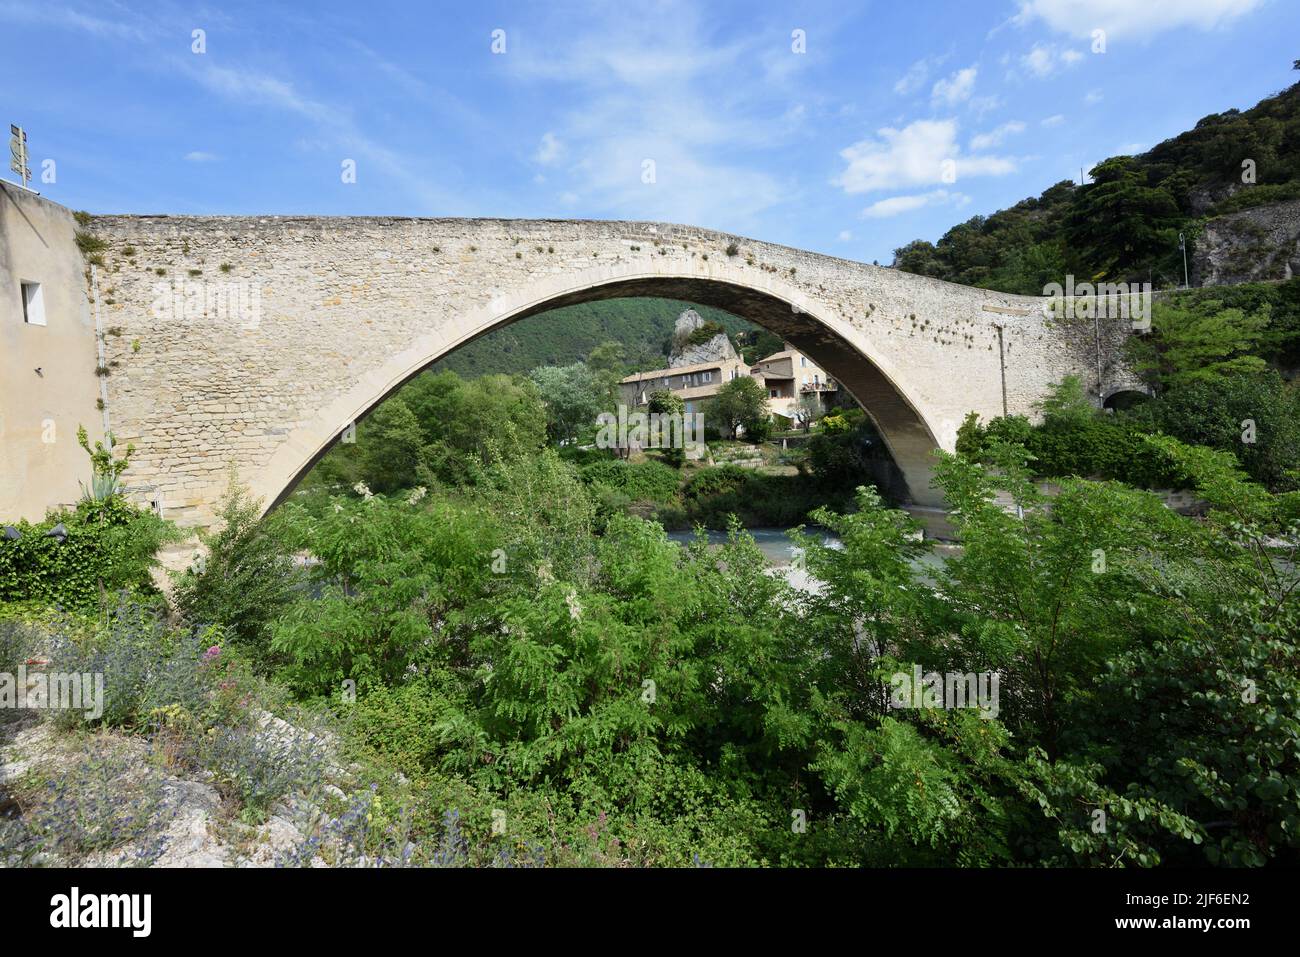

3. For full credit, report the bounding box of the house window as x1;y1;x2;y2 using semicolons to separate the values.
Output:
770;389;779;398
703;371;712;383
800;356;807;367
21;281;46;326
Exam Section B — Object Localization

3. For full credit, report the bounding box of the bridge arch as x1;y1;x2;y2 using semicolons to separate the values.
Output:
258;262;945;512
1;190;1127;527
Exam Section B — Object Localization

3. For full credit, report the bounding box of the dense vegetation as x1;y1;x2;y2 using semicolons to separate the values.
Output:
6;420;1295;866
430;297;755;378
957;293;1300;494
893;79;1300;292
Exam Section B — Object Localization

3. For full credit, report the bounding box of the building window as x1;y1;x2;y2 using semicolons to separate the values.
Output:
800;356;807;367
770;389;778;398
21;281;45;326
703;371;712;383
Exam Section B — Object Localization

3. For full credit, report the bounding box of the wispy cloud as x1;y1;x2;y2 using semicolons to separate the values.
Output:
861;189;970;219
932;66;978;107
895;53;949;96
501;3;800;227
535;132;562;165
970;120;1026;151
1013;0;1264;40
1017;43;1084;79
0;0;154;41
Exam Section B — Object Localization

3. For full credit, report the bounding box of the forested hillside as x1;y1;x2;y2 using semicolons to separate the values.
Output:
430;297;763;377
894;77;1300;293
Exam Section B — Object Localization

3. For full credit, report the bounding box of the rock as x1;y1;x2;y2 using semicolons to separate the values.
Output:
1193;199;1300;286
153;778;228;868
668;309;738;368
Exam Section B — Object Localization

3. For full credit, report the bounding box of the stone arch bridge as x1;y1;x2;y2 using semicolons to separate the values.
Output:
0;182;1140;528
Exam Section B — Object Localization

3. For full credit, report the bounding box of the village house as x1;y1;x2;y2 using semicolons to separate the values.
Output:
618;342;838;424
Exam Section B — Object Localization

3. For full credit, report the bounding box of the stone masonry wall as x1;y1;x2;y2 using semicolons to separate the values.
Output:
8;210;1138;526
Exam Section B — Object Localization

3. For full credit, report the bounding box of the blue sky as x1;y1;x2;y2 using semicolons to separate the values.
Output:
4;0;1297;264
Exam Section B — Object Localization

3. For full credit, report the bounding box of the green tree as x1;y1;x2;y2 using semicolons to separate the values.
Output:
358;398;424;493
529;362;605;445
1128;298;1270;391
647;389;688;466
1063;157;1182;279
172;477;299;653
708;376;770;441
1034;375;1096;429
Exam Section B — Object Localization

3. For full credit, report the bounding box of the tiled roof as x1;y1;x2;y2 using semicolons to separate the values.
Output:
619;357;747;383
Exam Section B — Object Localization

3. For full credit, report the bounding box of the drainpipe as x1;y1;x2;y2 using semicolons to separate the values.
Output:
90;263;111;438
1094;311;1104;406
993;322;1008;416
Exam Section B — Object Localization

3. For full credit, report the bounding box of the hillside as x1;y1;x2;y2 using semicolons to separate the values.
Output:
429;297;768;377
893;77;1300;293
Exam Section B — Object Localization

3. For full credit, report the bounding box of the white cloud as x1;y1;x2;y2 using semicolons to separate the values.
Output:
1013;0;1263;40
861;189;970;219
931;65;978;106
1041;113;1066;127
1084;89;1104;104
183;151;218;163
535;132;563;165
1018;43;1083;78
970;121;1026;151
834;119;1018;195
894;54;948;96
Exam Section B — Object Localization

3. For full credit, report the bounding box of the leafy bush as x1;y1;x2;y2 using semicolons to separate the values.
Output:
269;493;501;697
172;479;301;652
580;459;681;504
0;497;176;611
191;725;325;824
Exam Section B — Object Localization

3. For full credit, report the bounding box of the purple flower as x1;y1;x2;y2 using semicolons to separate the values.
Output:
203;645;222;661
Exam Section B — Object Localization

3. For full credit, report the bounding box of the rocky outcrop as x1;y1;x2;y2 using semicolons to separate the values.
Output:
0;710;352;868
668;308;739;368
1193;199;1300;286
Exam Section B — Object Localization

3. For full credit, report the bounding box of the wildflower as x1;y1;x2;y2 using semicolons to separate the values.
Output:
565;590;582;621
405;486;428;506
203;645;221;661
352;481;374;501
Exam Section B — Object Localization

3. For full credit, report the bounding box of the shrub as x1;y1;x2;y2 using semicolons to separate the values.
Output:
0;497;176;611
45;600;223;730
191;724;324;824
172;479;300;652
10;742;178;866
580;459;681;504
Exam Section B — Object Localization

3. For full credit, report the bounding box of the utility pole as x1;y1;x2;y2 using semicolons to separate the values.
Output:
8;124;31;191
1179;232;1189;288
